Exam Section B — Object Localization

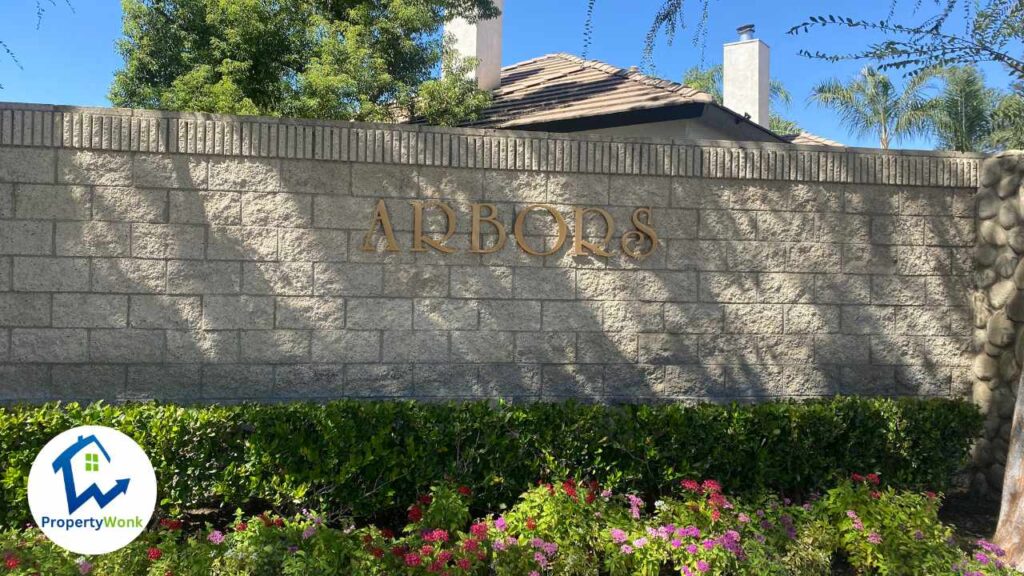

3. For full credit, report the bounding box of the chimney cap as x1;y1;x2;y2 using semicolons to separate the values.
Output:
736;24;755;40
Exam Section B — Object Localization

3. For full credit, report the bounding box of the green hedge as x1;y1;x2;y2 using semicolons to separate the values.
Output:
0;397;981;529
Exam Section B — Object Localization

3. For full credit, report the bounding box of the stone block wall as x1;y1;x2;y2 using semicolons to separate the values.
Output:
0;103;982;403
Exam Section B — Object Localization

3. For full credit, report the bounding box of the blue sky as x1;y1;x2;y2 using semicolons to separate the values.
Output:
0;0;1017;149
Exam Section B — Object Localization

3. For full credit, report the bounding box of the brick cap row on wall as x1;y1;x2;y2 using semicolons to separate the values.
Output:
0;101;985;188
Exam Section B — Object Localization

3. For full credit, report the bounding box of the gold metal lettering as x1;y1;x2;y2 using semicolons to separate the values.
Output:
470;203;508;254
360;199;399;252
410;200;457;253
513;204;568;257
620;207;658;260
573;206;615;257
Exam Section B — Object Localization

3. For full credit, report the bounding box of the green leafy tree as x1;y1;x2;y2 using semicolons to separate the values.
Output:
681;64;802;134
991;82;1024;149
810;66;935;149
110;0;497;125
929;66;997;152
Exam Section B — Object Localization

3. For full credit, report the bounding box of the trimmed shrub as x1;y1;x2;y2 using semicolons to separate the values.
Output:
0;397;981;529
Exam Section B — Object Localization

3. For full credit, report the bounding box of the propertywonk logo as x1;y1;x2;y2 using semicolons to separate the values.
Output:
28;426;157;554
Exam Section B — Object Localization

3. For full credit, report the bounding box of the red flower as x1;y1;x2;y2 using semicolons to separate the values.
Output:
404;553;421;567
711;509;721;522
419;495;433;506
159;518;183;531
851;473;864;483
463;538;480;551
4;555;20;569
438;550;453;562
701;479;722;494
147;547;163;561
457;486;472;497
164;571;173;576
585;490;596;504
408;505;423;523
273;518;284;528
470;522;488;540
925;491;937;500
866;473;880;486
371;547;384;558
391;546;407;558
420;545;434;556
870;491;881;500
381;528;395;539
562;480;578;500
235;522;247;532
362;534;374;545
681;479;702;493
457;558;471;570
526;517;537;531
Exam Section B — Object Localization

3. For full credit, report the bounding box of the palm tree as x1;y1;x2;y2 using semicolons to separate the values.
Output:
931;66;997;152
681;65;801;134
810;67;935;149
990;82;1024;150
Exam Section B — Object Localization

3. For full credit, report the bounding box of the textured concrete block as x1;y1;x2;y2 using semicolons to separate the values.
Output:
699;334;758;364
414;364;485;398
900;188;952;216
700;272;758;303
207;226;278;260
90;329;163;362
0;365;51;400
871;276;927;305
515;332;575;363
548;173;609;205
542;300;602;331
130;295;202;329
699;210;757;240
345;363;413;397
923;217;973;247
844;187;898;214
51;366;126;399
577;332;637;363
382;330;448;362
56;221;130;257
170;191;241;225
663;303;722;334
449;266;510;299
418;167;483;200
610;175;670;207
757;212;816;242
312;196;377;229
133;154;207;189
0;293;49;326
578;270;696;302
243;262;313;295
758;273;814;304
352;164;417;197
384;265;449;298
15;184;90;219
814;274;871;304
893;306;953;335
208;157;281;191
312;330;380;362
894;365;951;396
0;147;55;183
896;246;950;276
241;193;312;228
166;330;239;363
815;334;871;364
759;335;814;365
12;329;87;362
840;305;895;334
0;184;11;218
241;330;310;363
451;331;513;363
479;300;541;331
347;298;411;329
203;296;274;329
483;170;546;203
91;258;165;293
784;304;840;334
816;213;870;244
414;299;478;330
279;229;348;262
871;216;924;245
314;263;383;296
602;301;664;333
842;244;897;275
0;220;52;255
92;187;167;222
53;294;127;327
201;365;275;399
724;304;784;334
167;260;240;294
13;257;88;291
662;365;728;397
132;223;206;259
274;365;346;398
541;364;604;399
637;333;699;364
480;363;541;397
126;365;202;400
276;297;345;329
785;243;842;273
58;150;131;186
281;159;351;194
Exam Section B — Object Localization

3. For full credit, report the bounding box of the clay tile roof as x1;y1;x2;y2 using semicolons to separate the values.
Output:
461;53;715;128
781;131;845;147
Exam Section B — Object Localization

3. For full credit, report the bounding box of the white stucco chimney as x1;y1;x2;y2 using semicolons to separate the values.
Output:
446;0;504;92
723;24;769;128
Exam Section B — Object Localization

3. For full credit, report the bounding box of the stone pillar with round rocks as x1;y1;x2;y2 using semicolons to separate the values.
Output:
972;151;1024;503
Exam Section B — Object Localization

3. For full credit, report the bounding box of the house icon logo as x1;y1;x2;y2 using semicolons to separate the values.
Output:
28;426;157;555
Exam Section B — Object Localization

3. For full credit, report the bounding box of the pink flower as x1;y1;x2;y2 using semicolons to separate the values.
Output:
620;544;634;554
495;516;507;532
77;560;93;575
867;532;882;544
610;528;628;543
404;553;421;567
470;522;488;540
208;530;225;544
697;560;710;572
